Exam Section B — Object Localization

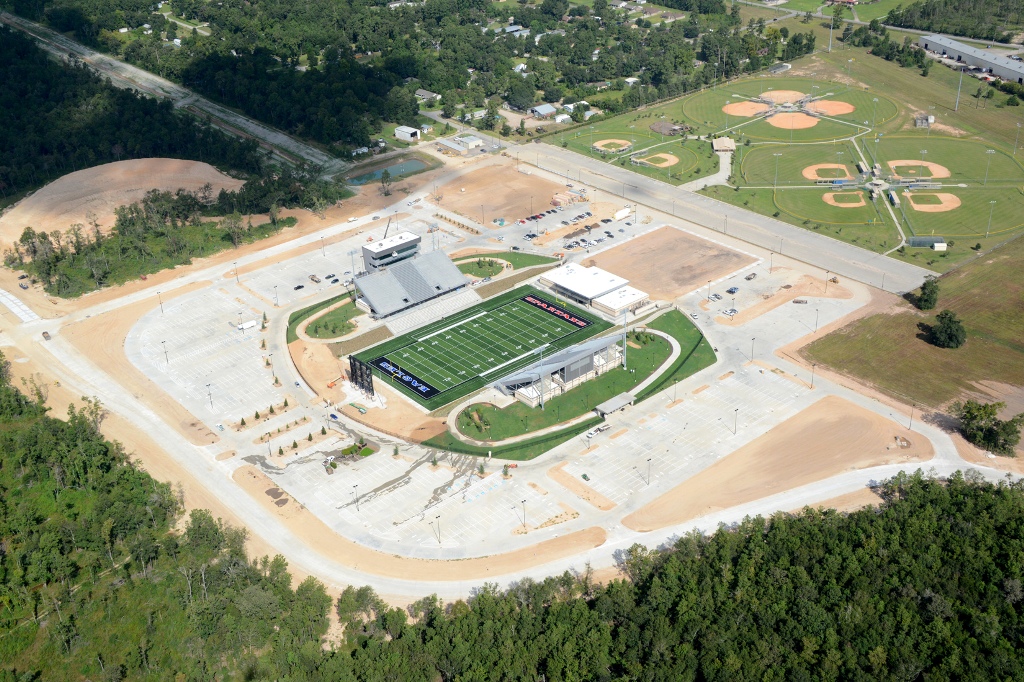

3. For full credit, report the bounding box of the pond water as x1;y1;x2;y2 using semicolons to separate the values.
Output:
347;159;428;185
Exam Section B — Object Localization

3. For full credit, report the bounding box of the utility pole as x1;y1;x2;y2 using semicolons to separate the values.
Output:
954;67;965;111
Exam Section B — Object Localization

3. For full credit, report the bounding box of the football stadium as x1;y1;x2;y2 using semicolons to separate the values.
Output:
353;286;612;410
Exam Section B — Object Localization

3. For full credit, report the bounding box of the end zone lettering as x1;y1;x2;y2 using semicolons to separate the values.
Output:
522;295;591;328
371;358;440;398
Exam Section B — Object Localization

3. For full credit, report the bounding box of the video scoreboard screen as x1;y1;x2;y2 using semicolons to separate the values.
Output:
348;356;375;397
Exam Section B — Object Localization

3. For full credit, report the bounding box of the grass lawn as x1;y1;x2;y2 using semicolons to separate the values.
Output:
804;235;1024;408
457;258;504;278
305;300;361;340
487;251;558;269
737;140;862;186
421;416;601;461
551;129;719;186
457;331;670;441
778;0;827;13
702;185;900;254
852;0;906;21
635;310;717;400
287;291;352;343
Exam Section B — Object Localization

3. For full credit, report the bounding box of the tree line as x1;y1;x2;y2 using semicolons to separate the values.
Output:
3;349;1024;678
885;0;1017;42
0;26;264;204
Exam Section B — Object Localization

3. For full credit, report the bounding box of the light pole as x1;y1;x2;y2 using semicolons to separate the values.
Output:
274;286;279;306
825;270;830;294
521;499;527;530
769;252;773;272
733;408;739;434
986;200;996;237
233;262;239;283
750;337;755;361
206;383;213;408
353;484;360;511
815;308;819;332
872;98;878;127
161;340;168;365
706;280;712;301
435;515;441;544
919;149;927;168
984;149;995;185
773;153;782;189
810;363;817;388
909;404;916;431
320;237;326;256
1015;123;1022;156
927;105;935;137
157;290;164;314
646;457;652;486
725;100;730;130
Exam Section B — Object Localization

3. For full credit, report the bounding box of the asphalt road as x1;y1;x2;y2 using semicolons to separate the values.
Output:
1;12;346;175
524;144;933;294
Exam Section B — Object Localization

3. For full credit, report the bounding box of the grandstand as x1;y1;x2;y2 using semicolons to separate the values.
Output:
353;250;467;318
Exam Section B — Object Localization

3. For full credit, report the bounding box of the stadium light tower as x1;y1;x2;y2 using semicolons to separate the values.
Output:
773;153;783;189
987;200;997;237
984;149;996;185
1015;123;1022;156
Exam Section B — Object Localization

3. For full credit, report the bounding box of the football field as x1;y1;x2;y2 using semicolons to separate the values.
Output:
358;287;611;409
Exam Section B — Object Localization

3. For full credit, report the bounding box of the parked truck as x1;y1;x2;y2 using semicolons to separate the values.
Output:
309;274;321;283
613;207;631;221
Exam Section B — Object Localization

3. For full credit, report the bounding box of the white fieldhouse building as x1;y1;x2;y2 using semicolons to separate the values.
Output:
593;285;650;317
539;264;628;305
361;231;421;271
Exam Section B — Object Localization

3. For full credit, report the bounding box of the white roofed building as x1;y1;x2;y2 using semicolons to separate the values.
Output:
539;264;628;305
361;231;421;271
592;285;649;317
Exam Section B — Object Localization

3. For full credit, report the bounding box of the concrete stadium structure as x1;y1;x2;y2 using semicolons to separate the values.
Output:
493;335;621;407
353;250;466;318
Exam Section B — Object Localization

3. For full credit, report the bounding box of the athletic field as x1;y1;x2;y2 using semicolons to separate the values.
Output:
356;287;611;409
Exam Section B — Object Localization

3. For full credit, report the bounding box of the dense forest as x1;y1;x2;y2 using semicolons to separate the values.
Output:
886;0;1018;42
2;345;1024;679
0;26;264;203
2;0;810;152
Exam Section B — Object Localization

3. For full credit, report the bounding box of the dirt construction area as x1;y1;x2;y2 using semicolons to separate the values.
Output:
583;226;755;300
435;162;564;226
621;395;934;532
0;159;245;248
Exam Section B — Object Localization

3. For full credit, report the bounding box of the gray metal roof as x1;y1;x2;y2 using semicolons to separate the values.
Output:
530;103;558;116
595;392;635;416
494;336;617;390
354;251;466;317
921;35;1024;76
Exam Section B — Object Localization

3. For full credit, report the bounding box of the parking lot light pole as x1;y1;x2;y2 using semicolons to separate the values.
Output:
522;499;527;530
909;404;916;430
706;280;712;301
811;363;817;388
157;290;164;314
234;261;239;283
320;237;326;256
647;458;652;486
353;485;360;512
750;337;755;361
206;383;213;409
436;515;441;544
162;341;168;365
825;270;830;294
274;286;279;306
733;408;739;434
815;308;820;332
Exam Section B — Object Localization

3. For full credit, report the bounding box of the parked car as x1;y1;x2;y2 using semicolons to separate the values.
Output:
601;218;612;224
331;278;340;284
325;273;336;279
745;273;757;281
41;331;51;341
726;286;739;294
18;283;28;290
294;284;305;290
690;313;698;319
17;274;28;280
511;246;521;251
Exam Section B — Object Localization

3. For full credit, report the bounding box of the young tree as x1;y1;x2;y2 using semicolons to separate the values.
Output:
951;399;1024;455
917;276;939;310
379;169;392;197
931;309;966;348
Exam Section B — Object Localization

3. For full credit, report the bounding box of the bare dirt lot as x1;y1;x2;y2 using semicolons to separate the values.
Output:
621;395;934;532
435;162;565;226
583;226;755;300
0;159;245;248
233;464;608;580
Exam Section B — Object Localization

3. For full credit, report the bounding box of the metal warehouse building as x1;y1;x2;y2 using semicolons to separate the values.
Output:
918;35;1024;84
